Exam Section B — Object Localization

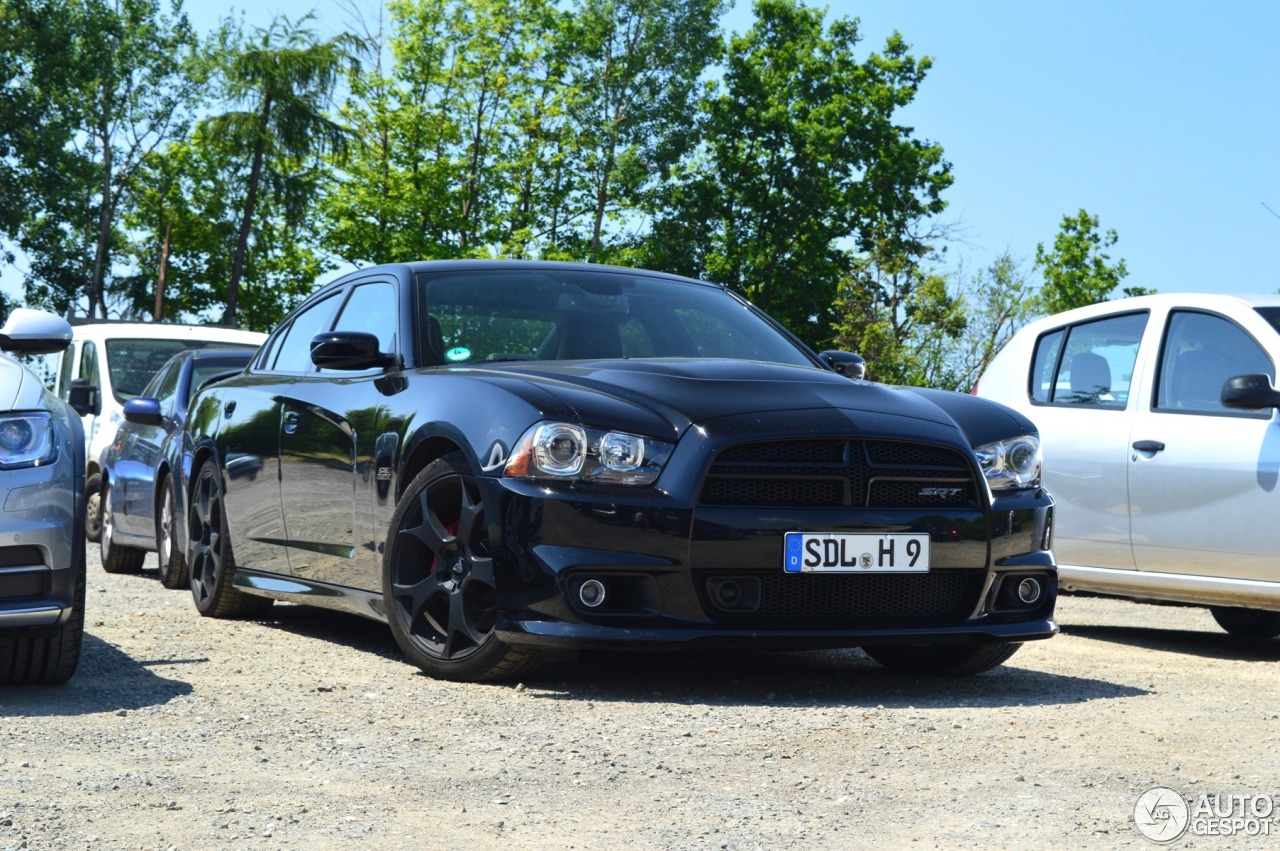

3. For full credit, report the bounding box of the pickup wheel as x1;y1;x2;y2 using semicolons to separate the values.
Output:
1210;606;1280;639
863;642;1022;675
84;472;102;543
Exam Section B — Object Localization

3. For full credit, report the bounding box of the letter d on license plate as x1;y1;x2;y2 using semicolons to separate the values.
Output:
783;532;930;573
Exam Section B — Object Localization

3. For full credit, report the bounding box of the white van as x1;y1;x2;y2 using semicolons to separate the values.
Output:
49;321;266;541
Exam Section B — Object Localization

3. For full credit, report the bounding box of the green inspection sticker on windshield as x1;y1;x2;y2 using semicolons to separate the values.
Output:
445;347;471;362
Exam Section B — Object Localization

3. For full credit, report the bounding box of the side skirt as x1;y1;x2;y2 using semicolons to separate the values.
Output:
232;568;388;623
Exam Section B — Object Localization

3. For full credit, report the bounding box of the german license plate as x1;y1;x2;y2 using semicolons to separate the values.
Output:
783;532;930;573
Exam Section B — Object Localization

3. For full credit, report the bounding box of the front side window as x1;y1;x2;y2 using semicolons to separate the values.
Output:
269;293;341;373
327;282;397;369
1156;311;1273;415
1031;312;1147;408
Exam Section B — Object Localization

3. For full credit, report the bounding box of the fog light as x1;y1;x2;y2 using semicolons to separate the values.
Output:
715;580;741;607
579;579;606;608
1016;577;1042;604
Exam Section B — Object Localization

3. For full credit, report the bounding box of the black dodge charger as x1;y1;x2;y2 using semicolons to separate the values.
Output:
184;261;1056;681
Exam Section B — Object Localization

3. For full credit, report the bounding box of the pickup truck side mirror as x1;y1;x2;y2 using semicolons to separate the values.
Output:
1220;374;1280;410
67;378;100;417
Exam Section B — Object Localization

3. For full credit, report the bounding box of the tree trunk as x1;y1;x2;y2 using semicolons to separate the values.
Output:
153;219;172;321
225;96;272;327
90;136;113;319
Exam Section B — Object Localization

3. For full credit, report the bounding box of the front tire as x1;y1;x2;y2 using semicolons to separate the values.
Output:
1210;606;1280;639
187;458;272;618
100;481;146;574
156;475;187;589
383;453;541;682
0;539;85;685
864;642;1022;675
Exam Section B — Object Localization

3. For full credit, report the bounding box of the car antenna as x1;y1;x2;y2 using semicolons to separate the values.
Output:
1263;201;1280;221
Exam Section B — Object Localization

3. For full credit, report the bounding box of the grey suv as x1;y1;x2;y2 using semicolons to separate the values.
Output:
0;308;89;683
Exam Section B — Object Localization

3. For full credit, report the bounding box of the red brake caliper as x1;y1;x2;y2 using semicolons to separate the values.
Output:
429;522;461;575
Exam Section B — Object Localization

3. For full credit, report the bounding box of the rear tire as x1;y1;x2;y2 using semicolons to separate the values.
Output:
156;476;187;589
100;481;146;574
1210;606;1280;639
864;642;1021;675
187;459;273;618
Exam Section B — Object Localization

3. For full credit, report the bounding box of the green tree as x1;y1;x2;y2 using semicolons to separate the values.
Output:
1034;209;1128;315
949;252;1037;391
202;14;356;326
646;0;951;350
564;0;725;262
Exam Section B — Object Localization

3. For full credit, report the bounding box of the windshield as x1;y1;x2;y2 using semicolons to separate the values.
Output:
416;269;814;368
105;339;259;402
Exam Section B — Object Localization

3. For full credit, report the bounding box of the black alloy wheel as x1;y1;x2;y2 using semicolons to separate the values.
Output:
99;481;146;574
156;475;187;589
383;452;540;682
187;458;271;618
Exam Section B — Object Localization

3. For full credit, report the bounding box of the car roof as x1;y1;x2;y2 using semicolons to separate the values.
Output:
316;259;725;295
67;321;266;344
1024;292;1280;330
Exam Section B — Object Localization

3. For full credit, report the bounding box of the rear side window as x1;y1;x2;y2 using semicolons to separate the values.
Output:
1030;312;1148;408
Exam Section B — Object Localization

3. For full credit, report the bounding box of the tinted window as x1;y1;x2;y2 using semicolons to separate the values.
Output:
187;355;254;404
326;282;397;371
1157;311;1273;414
270;293;341;373
1035;313;1147;408
148;361;182;417
417;270;811;367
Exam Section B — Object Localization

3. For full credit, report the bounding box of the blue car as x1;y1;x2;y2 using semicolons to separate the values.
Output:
99;348;256;587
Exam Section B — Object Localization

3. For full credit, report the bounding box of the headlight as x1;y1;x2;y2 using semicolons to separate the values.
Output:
506;422;674;486
0;412;57;470
975;434;1040;492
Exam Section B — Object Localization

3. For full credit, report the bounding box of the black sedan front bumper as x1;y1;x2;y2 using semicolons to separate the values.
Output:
484;426;1057;651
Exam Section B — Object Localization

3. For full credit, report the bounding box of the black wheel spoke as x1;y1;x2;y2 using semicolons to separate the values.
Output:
392;574;445;624
398;488;455;557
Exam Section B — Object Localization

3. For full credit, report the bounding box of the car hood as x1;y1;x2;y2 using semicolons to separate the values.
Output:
456;358;961;439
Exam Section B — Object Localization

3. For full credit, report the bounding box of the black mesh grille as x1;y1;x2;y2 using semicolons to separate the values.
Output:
693;569;977;627
700;439;976;509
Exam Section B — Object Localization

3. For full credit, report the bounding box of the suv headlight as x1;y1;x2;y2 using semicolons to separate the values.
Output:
505;422;674;486
0;412;57;470
975;434;1040;492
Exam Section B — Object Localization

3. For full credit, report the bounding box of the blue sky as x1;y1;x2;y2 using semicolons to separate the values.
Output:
10;1;1275;307
186;0;1280;297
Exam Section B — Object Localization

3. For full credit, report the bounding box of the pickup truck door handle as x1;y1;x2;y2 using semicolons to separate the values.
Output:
283;410;300;434
1132;440;1165;453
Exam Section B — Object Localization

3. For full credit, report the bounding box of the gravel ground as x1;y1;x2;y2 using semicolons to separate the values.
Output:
1;548;1278;850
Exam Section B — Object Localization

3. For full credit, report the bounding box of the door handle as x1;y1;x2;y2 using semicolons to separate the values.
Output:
1132;440;1165;453
223;400;236;417
283;410;300;434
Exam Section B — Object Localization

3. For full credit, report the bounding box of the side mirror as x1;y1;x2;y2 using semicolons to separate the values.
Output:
310;332;396;371
0;308;72;355
123;397;163;425
1221;373;1280;410
67;378;100;417
819;350;866;381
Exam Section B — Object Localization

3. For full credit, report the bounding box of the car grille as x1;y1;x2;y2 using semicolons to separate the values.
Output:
698;439;977;508
691;569;980;628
